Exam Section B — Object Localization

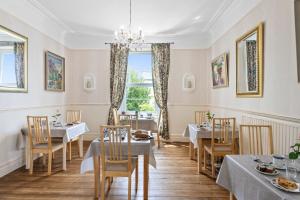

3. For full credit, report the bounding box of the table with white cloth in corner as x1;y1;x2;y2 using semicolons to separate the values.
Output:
80;138;156;199
183;123;239;173
20;122;89;170
217;155;300;200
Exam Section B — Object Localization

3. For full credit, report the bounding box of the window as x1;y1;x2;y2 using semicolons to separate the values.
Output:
0;46;16;87
120;52;157;115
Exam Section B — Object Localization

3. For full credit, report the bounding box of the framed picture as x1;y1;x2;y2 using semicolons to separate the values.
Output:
211;53;228;88
45;51;65;92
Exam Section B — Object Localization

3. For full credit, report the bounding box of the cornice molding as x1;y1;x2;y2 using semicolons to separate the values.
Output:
0;0;263;49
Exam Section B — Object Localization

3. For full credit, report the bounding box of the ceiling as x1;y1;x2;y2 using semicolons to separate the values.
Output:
0;0;262;49
37;0;230;37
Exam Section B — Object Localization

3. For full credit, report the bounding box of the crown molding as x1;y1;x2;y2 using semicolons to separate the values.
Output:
0;0;263;49
0;0;67;46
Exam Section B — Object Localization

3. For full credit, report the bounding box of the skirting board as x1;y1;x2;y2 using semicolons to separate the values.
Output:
0;154;25;178
83;132;189;143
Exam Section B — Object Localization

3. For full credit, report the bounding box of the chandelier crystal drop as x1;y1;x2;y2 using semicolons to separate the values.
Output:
114;0;144;45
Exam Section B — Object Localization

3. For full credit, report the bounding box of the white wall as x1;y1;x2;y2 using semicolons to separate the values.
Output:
207;0;300;122
66;49;209;140
0;8;68;176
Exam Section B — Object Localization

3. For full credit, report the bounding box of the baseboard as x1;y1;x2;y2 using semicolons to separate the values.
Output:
0;154;25;178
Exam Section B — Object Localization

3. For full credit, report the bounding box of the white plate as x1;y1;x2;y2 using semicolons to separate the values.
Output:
271;178;300;193
273;164;286;170
255;166;280;176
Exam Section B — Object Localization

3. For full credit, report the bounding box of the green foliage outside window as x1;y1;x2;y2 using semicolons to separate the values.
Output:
126;70;155;112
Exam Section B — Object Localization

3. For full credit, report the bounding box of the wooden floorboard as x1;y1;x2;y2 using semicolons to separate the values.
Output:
0;141;229;200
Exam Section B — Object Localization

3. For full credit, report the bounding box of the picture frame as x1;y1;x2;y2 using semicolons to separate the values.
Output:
211;53;228;88
45;51;65;92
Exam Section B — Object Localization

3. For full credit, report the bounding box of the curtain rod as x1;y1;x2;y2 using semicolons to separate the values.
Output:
104;42;175;45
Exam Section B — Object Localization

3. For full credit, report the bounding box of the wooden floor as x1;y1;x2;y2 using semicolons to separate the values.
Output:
0;141;229;200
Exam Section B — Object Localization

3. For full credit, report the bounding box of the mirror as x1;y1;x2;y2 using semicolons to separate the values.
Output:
0;25;28;92
236;23;263;97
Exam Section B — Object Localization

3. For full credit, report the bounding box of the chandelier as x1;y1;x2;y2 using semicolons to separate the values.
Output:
114;0;144;45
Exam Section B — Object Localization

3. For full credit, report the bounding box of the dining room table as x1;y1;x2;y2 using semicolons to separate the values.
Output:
20;122;89;170
217;155;300;200
80;137;156;199
183;123;239;173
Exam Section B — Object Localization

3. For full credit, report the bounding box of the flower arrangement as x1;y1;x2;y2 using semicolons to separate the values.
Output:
206;111;215;122
289;143;300;160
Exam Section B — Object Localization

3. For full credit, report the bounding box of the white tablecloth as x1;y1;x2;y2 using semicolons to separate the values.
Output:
217;155;300;200
81;138;156;174
19;122;89;148
183;123;239;148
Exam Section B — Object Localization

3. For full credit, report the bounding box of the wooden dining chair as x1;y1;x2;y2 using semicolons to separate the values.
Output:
203;118;236;178
119;114;138;130
239;125;274;155
100;125;138;200
195;111;208;124
66;110;82;160
27;116;66;175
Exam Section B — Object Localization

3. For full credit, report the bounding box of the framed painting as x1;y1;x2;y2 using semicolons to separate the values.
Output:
211;53;228;88
45;51;65;92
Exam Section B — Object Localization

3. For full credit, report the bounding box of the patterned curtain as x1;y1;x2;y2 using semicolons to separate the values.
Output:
246;40;257;91
152;43;170;140
14;42;25;88
107;43;129;125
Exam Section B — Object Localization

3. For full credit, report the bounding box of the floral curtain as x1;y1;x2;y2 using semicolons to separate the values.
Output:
246;40;257;91
107;43;129;125
152;43;170;140
14;42;25;88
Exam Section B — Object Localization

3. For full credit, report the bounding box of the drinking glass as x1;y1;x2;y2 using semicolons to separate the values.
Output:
286;159;297;179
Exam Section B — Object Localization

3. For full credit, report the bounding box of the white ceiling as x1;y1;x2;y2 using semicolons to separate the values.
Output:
0;0;263;49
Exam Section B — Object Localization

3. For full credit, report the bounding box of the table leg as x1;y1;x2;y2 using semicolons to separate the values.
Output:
63;143;67;171
79;135;84;157
25;137;30;169
197;139;203;174
93;155;100;198
144;154;149;200
189;142;194;160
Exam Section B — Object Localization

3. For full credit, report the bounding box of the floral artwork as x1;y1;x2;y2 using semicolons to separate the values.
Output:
45;51;65;91
211;53;228;88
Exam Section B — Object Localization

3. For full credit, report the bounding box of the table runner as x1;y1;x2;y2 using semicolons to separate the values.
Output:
217;155;300;200
81;138;156;174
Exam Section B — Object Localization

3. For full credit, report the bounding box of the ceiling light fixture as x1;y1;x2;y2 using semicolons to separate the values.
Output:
114;0;144;46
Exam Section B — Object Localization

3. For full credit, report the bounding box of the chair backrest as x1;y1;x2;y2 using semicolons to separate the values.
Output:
195;111;208;124
211;118;236;152
119;114;138;130
27;116;51;147
239;125;273;155
100;125;132;171
66;110;81;123
112;108;120;125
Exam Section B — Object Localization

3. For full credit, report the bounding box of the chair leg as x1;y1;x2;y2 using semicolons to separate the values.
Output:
128;175;131;200
157;132;160;148
211;154;215;177
135;160;139;192
101;174;105;200
29;151;33;175
107;177;111;191
48;151;52;176
203;150;206;170
42;153;46;166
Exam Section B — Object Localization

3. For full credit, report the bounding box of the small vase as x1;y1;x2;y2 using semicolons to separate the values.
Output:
286;159;297;179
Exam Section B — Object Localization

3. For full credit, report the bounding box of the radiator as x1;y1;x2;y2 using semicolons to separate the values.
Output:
241;115;300;155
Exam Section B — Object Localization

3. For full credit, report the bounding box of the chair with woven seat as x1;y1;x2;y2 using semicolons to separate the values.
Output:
66;110;82;160
239;125;274;155
203;117;236;178
100;125;138;200
27;116;66;175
